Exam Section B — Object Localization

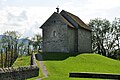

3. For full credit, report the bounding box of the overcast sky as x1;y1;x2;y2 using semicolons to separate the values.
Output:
0;0;120;38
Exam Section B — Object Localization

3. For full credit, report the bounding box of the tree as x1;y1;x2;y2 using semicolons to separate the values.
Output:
3;31;21;67
18;41;24;56
0;49;3;67
112;18;120;50
31;34;42;52
89;18;111;56
0;38;4;67
24;37;31;55
1;35;9;67
111;18;120;59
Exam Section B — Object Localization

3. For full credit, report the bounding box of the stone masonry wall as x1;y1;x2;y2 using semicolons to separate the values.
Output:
42;13;68;52
67;27;76;52
0;66;39;80
78;28;92;53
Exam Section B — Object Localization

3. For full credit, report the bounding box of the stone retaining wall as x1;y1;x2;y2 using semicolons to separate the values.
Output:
0;66;39;80
0;54;39;80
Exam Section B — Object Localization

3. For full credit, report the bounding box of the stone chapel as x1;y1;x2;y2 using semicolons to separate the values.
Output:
40;9;92;53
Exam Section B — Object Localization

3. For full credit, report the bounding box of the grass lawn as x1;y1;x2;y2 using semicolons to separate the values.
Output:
41;53;120;80
12;55;30;67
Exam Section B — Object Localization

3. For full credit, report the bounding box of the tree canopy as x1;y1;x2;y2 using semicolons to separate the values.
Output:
89;18;120;59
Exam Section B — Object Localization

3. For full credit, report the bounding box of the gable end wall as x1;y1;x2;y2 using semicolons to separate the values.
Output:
42;13;68;52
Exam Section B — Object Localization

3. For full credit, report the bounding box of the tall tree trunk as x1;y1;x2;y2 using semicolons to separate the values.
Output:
7;45;9;67
10;45;13;66
14;41;18;60
101;43;106;56
0;49;3;68
38;45;41;53
4;47;8;67
28;44;30;55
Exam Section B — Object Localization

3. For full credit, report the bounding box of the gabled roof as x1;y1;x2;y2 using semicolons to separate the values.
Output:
40;12;74;28
40;10;91;31
60;10;91;31
57;12;75;28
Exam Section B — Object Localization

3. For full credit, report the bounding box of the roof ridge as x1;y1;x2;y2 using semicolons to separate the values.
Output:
57;13;75;28
61;10;79;18
60;10;91;31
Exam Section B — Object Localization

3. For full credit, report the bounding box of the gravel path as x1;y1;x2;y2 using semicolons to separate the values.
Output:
36;53;48;80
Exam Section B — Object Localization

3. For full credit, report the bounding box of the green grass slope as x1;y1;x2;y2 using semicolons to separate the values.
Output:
12;55;30;67
43;53;120;80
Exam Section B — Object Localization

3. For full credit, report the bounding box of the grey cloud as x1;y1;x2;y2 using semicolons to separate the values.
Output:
5;10;28;26
7;11;28;22
3;23;22;26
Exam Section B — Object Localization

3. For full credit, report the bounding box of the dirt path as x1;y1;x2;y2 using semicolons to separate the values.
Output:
36;53;48;80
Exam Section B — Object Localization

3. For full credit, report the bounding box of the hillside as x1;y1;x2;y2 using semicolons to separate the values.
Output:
42;53;120;80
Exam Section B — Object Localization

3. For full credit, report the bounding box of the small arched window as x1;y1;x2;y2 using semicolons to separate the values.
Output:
53;21;56;23
53;31;57;37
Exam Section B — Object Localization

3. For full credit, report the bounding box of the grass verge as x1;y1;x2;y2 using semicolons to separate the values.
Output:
12;55;30;67
42;53;120;80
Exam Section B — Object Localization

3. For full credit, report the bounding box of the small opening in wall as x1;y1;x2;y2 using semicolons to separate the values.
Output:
53;31;57;37
53;21;56;23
